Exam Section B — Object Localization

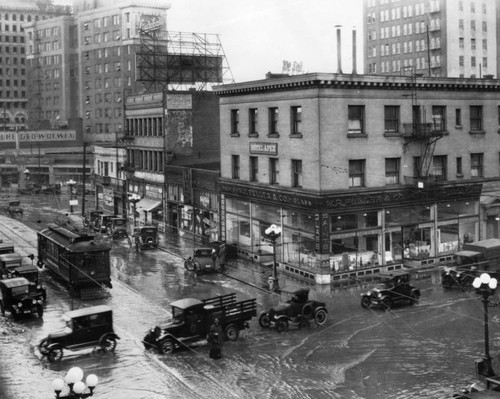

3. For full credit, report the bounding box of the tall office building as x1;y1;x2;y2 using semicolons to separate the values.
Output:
364;0;498;78
0;0;70;132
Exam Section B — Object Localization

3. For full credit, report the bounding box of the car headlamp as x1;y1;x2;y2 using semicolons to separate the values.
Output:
18;302;23;308
32;299;37;305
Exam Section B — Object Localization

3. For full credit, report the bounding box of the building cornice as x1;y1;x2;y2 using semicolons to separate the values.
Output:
213;73;500;96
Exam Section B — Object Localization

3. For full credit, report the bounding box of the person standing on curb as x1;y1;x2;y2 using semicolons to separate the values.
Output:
207;318;223;359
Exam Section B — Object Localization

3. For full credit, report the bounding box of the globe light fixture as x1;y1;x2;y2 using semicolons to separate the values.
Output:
128;193;141;228
264;223;282;292
52;366;98;398
67;179;77;213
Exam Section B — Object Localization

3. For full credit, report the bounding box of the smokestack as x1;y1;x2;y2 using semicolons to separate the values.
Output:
352;27;357;75
335;25;343;74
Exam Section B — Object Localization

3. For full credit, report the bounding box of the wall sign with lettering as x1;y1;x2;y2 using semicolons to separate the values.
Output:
249;142;278;155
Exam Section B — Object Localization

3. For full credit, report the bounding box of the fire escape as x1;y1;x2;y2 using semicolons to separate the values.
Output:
402;69;444;185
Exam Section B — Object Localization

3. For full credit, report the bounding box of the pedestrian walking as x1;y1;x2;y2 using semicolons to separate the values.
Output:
218;243;227;272
207;318;224;359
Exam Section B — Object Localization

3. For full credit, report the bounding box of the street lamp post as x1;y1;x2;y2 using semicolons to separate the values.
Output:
472;272;498;377
128;193;141;228
51;366;98;398
264;224;282;292
23;168;30;189
67;179;76;213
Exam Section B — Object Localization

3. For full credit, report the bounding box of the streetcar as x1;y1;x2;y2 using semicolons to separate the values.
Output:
37;223;112;297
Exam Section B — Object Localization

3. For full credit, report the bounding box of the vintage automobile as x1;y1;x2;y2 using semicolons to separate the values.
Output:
360;270;421;311
441;265;477;291
0;277;44;319
134;226;158;250
0;253;46;301
259;288;328;332
0;241;14;255
94;214;115;234
38;305;119;362
108;217;128;239
6;200;23;216
145;293;256;354
184;247;217;274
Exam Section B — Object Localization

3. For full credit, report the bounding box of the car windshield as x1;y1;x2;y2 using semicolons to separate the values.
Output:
195;249;212;257
171;307;184;324
114;220;126;226
11;285;29;296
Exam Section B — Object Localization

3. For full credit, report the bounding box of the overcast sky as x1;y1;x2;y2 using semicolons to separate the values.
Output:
166;0;364;82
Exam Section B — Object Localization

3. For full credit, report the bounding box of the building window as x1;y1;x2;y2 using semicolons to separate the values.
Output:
455;108;462;127
231;155;240;179
249;108;258;135
384;106;400;133
290;106;302;135
230;109;239;135
348;105;365;134
249;156;258;182
269;158;279;184
431;155;447;181
431;106;446;131
456;157;463;176
291;159;302;188
471;153;483;177
470;106;483;131
349;160;365;188
385;158;400;185
269;107;279;136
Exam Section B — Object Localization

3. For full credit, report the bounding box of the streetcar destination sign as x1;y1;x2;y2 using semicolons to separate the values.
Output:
0;130;76;142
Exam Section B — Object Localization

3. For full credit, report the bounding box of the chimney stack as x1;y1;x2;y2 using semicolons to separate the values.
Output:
335;25;343;74
352;27;357;75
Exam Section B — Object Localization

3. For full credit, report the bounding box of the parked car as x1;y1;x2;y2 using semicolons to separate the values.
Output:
108;217;128;239
6;200;23;215
0;253;47;301
38;305;119;362
134;226;158;250
441;265;477;291
360;270;420;311
0;277;44;319
184;247;217;274
94;214;115;234
145;293;256;354
259;288;328;332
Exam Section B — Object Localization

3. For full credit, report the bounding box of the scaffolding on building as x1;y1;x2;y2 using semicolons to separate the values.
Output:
136;29;234;92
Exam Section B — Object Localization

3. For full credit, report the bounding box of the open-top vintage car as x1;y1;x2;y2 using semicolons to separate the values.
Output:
360;270;420;311
0;277;44;319
259;288;328;332
184;247;216;274
38;305;119;362
134;226;158;250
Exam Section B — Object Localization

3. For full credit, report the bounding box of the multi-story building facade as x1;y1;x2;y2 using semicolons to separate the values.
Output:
214;73;500;284
364;0;498;78
121;90;220;234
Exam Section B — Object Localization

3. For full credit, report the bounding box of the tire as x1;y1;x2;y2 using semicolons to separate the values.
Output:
36;305;43;318
275;319;289;333
39;338;50;356
258;313;271;328
159;337;175;354
100;334;117;352
47;347;63;362
302;304;313;318
224;324;239;341
314;308;328;326
382;297;392;311
361;296;371;309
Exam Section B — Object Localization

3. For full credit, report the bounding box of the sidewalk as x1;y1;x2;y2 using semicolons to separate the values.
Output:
156;228;306;296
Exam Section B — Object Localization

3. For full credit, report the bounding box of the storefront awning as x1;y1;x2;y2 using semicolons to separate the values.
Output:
136;198;162;212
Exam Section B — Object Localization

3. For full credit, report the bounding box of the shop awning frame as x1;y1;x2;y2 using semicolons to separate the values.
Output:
136;198;162;212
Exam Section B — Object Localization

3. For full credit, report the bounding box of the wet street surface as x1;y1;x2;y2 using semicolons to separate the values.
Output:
0;191;499;398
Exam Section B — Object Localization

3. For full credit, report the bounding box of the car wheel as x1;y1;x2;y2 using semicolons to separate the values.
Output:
361;296;371;309
159;337;175;354
39;338;50;356
461;277;474;292
314;308;328;326
100;334;117;352
36;305;43;318
275;319;289;333
302;304;313;318
224;323;239;341
47;347;63;362
382;297;392;311
258;313;271;328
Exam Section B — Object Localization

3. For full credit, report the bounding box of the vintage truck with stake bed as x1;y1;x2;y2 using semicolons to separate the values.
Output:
145;293;257;353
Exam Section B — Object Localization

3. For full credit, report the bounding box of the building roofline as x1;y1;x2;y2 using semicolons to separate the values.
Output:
213;72;500;96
